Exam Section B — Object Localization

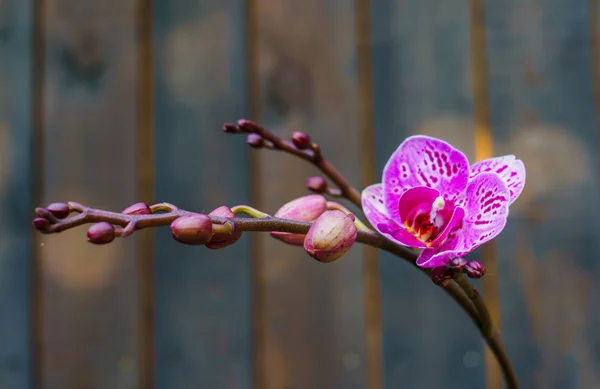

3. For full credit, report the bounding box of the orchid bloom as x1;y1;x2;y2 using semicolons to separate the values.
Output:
361;136;525;268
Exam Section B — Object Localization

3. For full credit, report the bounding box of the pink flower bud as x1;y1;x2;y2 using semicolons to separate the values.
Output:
222;122;238;133
291;131;312;149
206;206;242;249
303;210;357;263
87;222;116;244
237;119;260;132
46;202;70;219
270;195;327;245
431;266;454;286
465;260;486;279
449;257;467;271
170;214;213;245
32;217;50;231
122;202;151;215
246;133;264;148
305;176;327;193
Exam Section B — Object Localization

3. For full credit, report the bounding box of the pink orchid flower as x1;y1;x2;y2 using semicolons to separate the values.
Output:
361;136;525;268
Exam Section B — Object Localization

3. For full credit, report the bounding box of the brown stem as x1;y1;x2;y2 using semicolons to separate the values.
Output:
229;120;363;208
455;273;519;389
34;201;517;388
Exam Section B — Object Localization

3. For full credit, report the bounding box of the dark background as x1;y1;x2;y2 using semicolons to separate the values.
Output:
0;0;599;388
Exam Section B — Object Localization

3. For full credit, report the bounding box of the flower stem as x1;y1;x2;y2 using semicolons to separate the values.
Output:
228;120;363;208
33;201;517;388
454;273;519;389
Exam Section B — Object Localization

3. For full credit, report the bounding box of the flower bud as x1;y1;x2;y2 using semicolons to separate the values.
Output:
246;133;264;148
32;217;50;231
465;260;486;279
222;122;238;133
87;222;116;244
237;119;259;132
206;206;242;249
431;266;454;286
306;176;327;193
270;195;327;245
122;202;151;215
449;257;467;271
170;214;213;245
46;202;70;219
291;131;312;150
303;210;357;263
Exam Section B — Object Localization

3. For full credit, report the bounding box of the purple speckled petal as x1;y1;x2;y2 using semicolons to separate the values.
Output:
362;184;391;229
398;186;440;226
469;155;525;205
416;247;471;268
383;136;470;220
362;184;427;248
417;172;510;268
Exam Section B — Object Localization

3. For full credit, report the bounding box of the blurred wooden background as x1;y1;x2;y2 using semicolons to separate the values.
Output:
1;0;599;388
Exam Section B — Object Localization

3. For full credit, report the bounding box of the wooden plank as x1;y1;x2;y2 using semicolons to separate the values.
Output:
485;0;600;387
152;1;252;388
0;1;34;388
254;1;367;388
370;0;486;387
38;1;141;388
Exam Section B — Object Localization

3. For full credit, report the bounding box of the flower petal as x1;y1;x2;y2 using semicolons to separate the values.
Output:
383;136;470;220
417;172;510;268
362;184;391;229
398;186;440;226
429;206;464;247
469;155;525;204
362;184;427;248
416;247;471;268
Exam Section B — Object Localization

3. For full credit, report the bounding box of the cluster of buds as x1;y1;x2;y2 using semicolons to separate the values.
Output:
33;201;243;249
430;257;486;287
32;196;359;263
271;195;358;262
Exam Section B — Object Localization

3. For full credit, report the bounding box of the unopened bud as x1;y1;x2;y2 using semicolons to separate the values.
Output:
291;131;312;150
222;122;238;133
270;195;327;245
32;217;50;231
206;206;242;249
46;202;70;219
87;222;116;244
465;260;486;279
246;133;264;148
170;214;213;245
122;202;151;215
449;257;467;271
237;119;259;132
431;266;454;286
303;210;357;263
306;176;327;193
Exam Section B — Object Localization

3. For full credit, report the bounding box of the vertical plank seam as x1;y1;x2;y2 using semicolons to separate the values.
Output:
468;0;501;388
30;0;46;385
136;0;156;387
354;0;383;388
589;0;600;184
245;0;266;387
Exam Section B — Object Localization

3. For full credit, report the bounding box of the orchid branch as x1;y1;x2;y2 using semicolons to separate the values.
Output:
223;120;363;208
33;201;517;388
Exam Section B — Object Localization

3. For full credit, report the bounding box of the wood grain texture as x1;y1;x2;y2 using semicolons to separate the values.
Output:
485;0;600;387
254;1;367;388
38;1;140;388
153;1;252;388
370;0;486;388
0;1;34;388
